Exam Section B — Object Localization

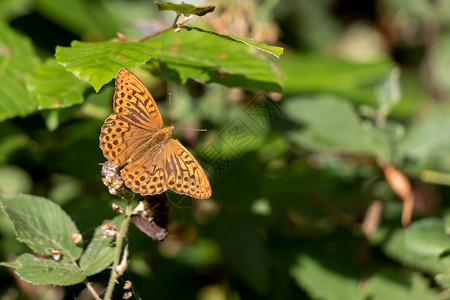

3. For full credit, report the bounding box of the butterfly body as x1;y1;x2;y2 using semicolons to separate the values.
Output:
100;69;211;199
128;125;174;164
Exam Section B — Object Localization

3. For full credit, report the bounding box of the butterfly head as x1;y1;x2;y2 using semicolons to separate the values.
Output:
154;126;175;144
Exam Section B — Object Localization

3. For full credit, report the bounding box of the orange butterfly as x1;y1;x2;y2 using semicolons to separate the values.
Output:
100;69;211;199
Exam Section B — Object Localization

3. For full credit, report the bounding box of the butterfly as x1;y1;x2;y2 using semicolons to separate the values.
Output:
100;69;211;199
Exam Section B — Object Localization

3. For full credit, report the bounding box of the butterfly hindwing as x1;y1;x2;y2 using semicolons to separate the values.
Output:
120;138;212;199
121;146;167;196
163;139;212;199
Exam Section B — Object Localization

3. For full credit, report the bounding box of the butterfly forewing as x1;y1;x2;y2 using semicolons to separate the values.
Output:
100;114;152;166
114;69;163;130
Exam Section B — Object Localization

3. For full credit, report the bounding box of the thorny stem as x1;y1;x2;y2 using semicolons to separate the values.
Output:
103;194;134;300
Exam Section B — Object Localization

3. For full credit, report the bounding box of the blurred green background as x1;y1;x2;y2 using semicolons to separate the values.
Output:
1;0;450;299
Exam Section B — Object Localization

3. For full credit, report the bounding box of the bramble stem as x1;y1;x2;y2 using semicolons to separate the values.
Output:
103;194;134;300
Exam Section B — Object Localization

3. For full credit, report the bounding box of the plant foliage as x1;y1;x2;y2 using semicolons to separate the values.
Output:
0;0;450;299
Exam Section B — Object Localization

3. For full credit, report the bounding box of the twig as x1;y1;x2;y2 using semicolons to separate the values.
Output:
103;193;134;300
173;13;181;27
136;24;176;42
137;13;192;42
85;280;102;300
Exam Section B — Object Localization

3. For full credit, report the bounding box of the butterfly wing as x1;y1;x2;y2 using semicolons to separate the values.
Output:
114;69;163;130
163;139;211;199
101;69;212;199
100;114;151;166
121;144;168;196
120;139;212;199
100;69;163;167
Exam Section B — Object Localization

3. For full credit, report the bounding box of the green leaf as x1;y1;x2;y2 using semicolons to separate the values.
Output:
435;273;450;289
55;39;161;92
79;215;123;276
0;165;33;197
0;0;30;21
162;238;222;267
82;86;114;120
437;254;450;289
428;34;450;94
376;68;401;121
154;1;215;16
28;58;88;110
48;174;82;206
381;225;447;274
403;218;450;257
445;213;450;235
40;109;61;131
290;254;366;300
283;95;379;155
398;105;450;173
0;21;40;121
366;268;436;300
0;194;83;262
150;29;283;92
35;0;118;38
0;253;85;285
281;53;393;103
219;222;268;294
0;123;29;164
182;26;284;58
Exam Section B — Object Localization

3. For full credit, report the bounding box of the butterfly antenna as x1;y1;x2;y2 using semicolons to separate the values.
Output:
178;127;208;132
168;92;172;124
168;91;207;132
